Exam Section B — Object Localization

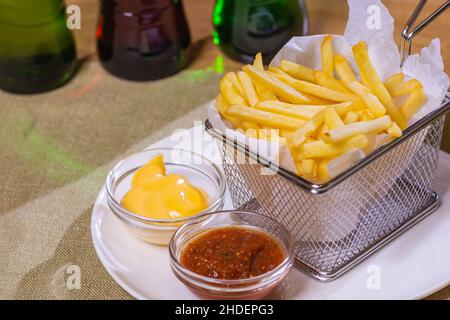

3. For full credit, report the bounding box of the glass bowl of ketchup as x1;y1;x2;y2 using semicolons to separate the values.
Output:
169;210;294;300
106;148;226;245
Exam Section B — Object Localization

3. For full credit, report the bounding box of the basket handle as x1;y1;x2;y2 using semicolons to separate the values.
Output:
400;0;450;64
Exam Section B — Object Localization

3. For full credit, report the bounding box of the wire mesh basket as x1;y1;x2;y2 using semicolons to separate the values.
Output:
205;1;450;281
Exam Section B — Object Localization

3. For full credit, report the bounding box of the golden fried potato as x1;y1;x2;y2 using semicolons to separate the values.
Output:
288;110;326;147
400;87;427;121
324;115;392;143
253;52;264;71
314;70;351;93
227;105;305;130
352;42;407;129
255;101;323;120
299;134;368;159
243;65;310;104
237;71;259;107
220;78;246;105
321;35;334;78
279;60;317;83
385;78;422;97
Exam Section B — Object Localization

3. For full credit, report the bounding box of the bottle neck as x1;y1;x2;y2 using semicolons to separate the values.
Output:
0;0;64;26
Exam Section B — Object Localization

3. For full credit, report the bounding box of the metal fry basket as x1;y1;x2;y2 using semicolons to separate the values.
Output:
205;1;450;281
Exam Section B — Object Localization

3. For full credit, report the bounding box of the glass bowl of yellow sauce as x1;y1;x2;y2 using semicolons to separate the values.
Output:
106;148;226;245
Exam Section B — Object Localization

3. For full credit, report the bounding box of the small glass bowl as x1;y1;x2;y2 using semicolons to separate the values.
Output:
106;148;226;245
169;210;294;300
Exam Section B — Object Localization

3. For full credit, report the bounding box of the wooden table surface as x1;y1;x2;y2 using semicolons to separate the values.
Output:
69;0;450;300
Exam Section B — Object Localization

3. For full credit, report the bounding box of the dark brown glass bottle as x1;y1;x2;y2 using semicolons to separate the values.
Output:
97;0;191;81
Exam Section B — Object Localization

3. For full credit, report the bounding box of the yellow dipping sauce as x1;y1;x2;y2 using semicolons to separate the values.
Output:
121;154;209;220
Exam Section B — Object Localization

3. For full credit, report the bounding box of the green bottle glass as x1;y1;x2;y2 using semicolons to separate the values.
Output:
213;0;308;64
0;0;76;94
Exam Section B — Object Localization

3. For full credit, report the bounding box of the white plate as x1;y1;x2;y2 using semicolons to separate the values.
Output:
91;126;450;300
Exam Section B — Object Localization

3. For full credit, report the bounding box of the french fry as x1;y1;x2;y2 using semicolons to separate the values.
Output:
346;81;386;117
324;107;344;129
349;97;366;111
299;134;369;159
294;80;357;102
286;101;355;113
375;133;395;149
386;122;402;138
295;161;303;176
321;35;334;78
279;60;317;83
400;87;426;121
220;78;247;105
385;78;422;97
242;122;261;130
362;133;377;155
352;42;407;129
216;94;243;128
258;128;288;145
237;71;259;107
255;101;323;120
268;68;338;104
335;55;387;117
268;66;289;76
280;129;295;138
324;115;392;143
301;159;316;177
344;111;360;124
267;69;299;86
334;54;357;84
258;100;328;112
314;70;351;93
384;73;404;89
224;72;245;98
302;93;334;105
360;74;371;88
317;160;331;182
316;123;329;140
254;79;278;101
361;109;375;121
332;101;354;116
222;73;260;129
243;65;311;104
262;100;351;119
258;128;276;139
326;149;366;179
253;52;264;71
226;105;305;130
271;71;357;102
288;110;326;147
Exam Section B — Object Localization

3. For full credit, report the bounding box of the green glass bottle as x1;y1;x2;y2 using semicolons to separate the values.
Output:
0;0;76;94
213;0;308;64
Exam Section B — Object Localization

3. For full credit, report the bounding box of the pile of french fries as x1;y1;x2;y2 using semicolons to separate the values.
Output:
216;35;427;183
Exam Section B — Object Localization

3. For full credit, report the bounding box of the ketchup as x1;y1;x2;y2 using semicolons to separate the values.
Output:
180;226;285;280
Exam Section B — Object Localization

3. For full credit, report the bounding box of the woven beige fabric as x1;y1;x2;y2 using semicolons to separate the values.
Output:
0;54;220;299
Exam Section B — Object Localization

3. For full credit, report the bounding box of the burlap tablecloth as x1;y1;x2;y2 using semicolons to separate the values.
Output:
0;0;448;300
